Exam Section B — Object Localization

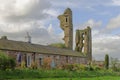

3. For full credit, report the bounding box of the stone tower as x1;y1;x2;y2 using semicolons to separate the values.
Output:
58;8;73;50
75;27;92;61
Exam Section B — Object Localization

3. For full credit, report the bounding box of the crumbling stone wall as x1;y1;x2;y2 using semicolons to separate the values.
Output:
1;50;87;68
58;8;73;50
75;27;92;61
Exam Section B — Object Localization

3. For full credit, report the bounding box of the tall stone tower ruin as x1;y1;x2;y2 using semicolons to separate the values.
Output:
75;27;92;61
58;8;73;50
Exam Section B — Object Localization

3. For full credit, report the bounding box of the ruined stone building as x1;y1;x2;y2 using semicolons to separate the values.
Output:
0;37;87;68
58;8;92;61
0;8;92;68
58;8;73;50
75;27;92;61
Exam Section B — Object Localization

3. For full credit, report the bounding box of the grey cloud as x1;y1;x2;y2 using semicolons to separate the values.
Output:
5;0;51;22
92;35;120;60
0;25;62;45
0;0;63;46
93;51;120;61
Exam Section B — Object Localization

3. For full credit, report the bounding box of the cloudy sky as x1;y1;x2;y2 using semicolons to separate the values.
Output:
0;0;120;60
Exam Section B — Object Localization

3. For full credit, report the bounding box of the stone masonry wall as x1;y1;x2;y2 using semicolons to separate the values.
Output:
1;50;87;68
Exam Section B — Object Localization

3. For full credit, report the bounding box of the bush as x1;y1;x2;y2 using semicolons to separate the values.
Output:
79;64;88;71
31;61;38;69
0;51;16;70
110;57;119;72
61;64;93;71
94;66;101;71
42;57;52;69
21;61;26;69
8;57;16;70
87;65;94;71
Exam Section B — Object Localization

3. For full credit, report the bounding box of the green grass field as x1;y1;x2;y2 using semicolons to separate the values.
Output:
12;76;120;80
1;69;120;80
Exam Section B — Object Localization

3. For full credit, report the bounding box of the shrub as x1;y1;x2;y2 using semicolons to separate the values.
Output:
79;64;87;71
85;62;95;71
0;51;16;70
31;61;38;69
42;57;52;69
8;57;16;70
94;66;101;71
21;61;26;69
110;57;119;71
61;64;92;71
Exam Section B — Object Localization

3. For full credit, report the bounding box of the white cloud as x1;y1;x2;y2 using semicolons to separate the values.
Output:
111;0;120;6
0;22;62;45
0;19;47;33
0;0;63;45
0;22;32;33
0;0;51;22
92;30;99;37
43;9;60;17
92;35;120;60
79;19;102;29
106;14;120;29
47;24;53;33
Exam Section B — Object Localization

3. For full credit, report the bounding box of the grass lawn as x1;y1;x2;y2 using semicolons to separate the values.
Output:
1;69;120;80
13;76;120;80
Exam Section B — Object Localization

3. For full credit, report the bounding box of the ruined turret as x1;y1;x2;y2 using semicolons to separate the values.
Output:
75;27;92;61
58;8;73;50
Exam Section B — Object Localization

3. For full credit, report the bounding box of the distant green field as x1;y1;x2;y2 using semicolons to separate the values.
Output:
13;76;120;80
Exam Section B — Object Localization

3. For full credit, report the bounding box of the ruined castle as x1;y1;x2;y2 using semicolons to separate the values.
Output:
58;8;92;61
0;8;92;68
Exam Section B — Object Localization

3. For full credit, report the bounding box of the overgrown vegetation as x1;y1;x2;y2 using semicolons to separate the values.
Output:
0;68;119;79
0;62;120;79
110;57;120;72
0;51;16;70
49;43;66;49
0;51;120;79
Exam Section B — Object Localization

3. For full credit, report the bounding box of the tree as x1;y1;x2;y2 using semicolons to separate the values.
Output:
49;43;66;49
104;54;109;69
